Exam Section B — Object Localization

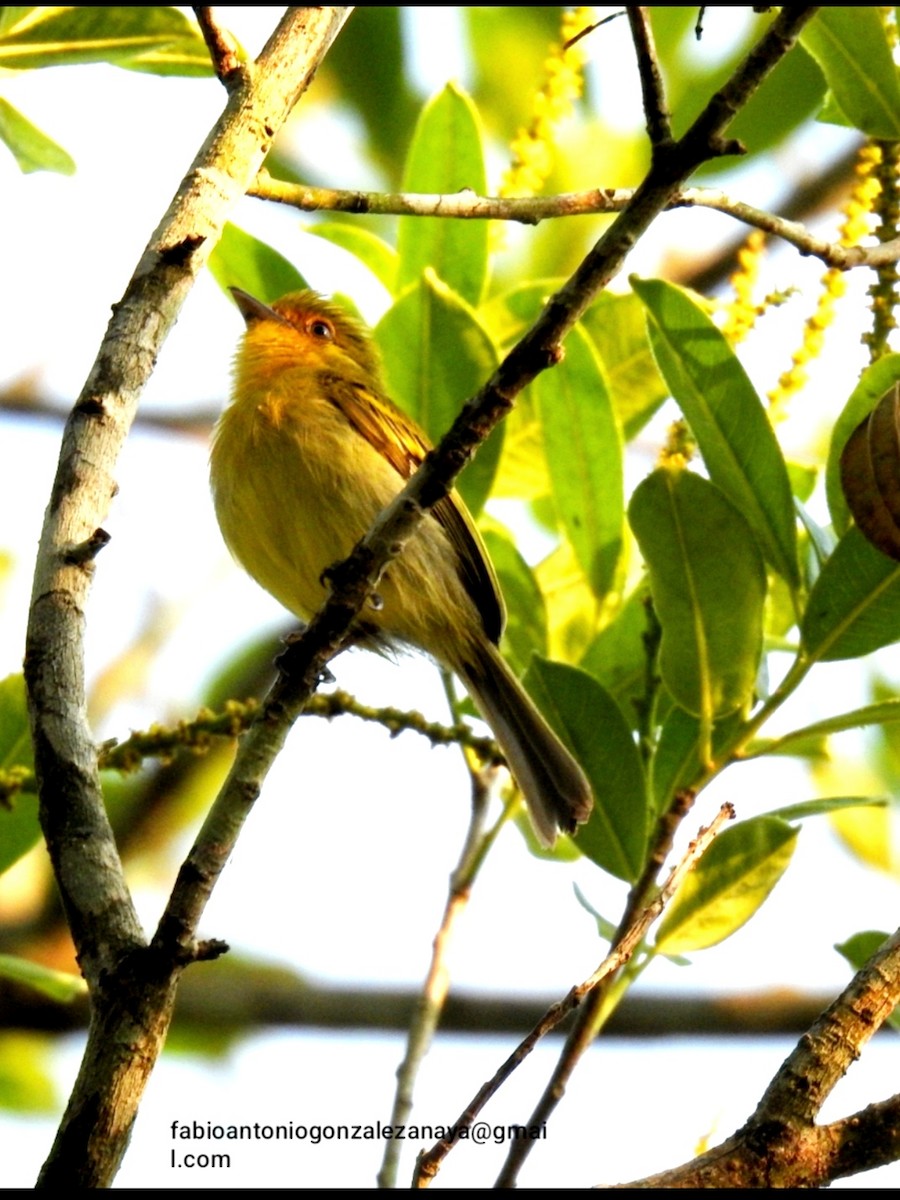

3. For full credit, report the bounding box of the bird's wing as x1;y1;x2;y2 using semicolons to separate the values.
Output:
327;375;506;644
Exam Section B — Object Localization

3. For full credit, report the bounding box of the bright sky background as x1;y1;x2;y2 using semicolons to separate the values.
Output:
2;7;900;1188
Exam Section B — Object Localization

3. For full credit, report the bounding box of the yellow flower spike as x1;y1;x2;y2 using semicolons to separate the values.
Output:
722;229;766;345
659;419;697;470
769;144;881;414
500;6;593;201
863;138;900;361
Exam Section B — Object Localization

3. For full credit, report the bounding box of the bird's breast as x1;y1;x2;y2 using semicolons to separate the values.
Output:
211;375;483;664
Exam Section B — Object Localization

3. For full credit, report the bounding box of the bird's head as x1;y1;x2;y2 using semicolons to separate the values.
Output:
230;286;384;386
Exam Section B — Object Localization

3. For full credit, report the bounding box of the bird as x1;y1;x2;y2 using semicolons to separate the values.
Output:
210;286;593;846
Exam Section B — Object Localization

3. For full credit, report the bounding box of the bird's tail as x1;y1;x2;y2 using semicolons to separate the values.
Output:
458;641;593;847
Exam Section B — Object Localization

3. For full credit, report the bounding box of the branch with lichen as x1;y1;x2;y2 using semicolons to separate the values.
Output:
0;693;501;807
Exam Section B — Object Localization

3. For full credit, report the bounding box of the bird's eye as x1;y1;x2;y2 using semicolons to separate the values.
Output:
307;318;334;340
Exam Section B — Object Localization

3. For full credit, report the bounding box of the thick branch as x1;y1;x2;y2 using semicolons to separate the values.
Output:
25;9;352;1188
614;929;900;1187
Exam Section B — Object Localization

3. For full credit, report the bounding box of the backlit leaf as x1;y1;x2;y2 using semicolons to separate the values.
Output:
397;83;488;306
629;468;766;729
655;818;797;954
634;277;799;588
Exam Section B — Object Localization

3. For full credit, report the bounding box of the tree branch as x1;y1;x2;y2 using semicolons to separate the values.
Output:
628;7;673;149
0;962;858;1043
0;968;853;1041
192;6;244;87
24;8;353;1187
614;929;900;1187
378;771;495;1188
250;173;890;270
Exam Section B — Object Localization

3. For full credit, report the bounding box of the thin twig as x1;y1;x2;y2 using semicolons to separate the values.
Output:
628;7;673;148
249;174;891;270
562;10;625;53
378;772;493;1188
193;6;244;86
413;804;734;1187
492;805;734;1188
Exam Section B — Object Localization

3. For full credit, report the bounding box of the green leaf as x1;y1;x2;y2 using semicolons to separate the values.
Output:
651;707;744;821
0;675;33;776
479;281;555;505
629;468;766;731
0;955;86;1003
580;292;669;441
481;527;547;675
0;675;40;875
634;277;799;588
826;355;900;533
492;406;550;502
524;659;648;882
573;882;618;944
308;223;398;294
480;278;562;351
800;8;900;139
374;271;500;515
579;586;651;715
0;97;75;174
762;796;887;823
0;789;39;877
788;462;818;504
207;224;307;304
795;499;835;574
748;699;900;758
802;525;900;661
655;817;798;955
397;83;488;306
533;325;624;600
534;540;601;665
0;6;214;75
0;10;29;37
836;929;890;968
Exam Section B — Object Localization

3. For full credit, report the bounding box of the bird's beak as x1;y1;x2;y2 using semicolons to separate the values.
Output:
230;287;286;327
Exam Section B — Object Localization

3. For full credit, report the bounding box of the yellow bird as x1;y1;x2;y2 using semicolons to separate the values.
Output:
210;288;593;846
